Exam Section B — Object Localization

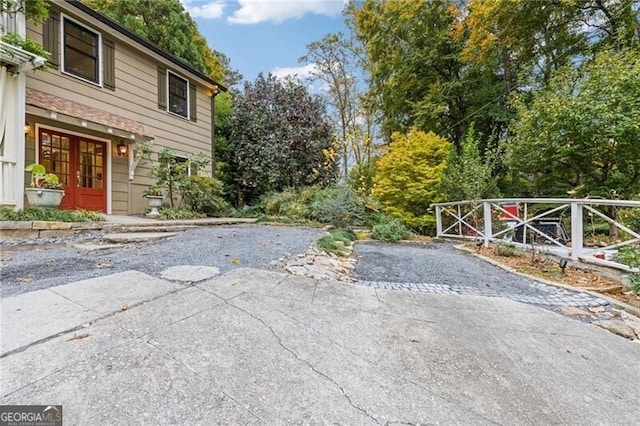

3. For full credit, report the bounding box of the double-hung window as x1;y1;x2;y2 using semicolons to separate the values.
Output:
168;72;189;118
157;67;197;121
62;16;101;84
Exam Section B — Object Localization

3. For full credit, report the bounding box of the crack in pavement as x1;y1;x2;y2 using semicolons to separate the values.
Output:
143;340;265;423
223;297;383;425
267;302;504;425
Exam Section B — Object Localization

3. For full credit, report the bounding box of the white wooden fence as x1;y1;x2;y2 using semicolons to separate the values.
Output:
431;198;640;271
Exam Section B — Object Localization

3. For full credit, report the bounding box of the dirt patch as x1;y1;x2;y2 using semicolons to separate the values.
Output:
466;244;640;309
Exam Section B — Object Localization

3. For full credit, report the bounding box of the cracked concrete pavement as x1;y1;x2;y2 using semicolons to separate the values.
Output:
2;266;640;425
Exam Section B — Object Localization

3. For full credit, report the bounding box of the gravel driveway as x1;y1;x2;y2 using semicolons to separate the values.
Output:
352;241;610;311
0;224;325;297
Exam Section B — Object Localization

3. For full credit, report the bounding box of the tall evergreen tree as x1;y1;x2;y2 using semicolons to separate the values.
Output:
230;73;337;205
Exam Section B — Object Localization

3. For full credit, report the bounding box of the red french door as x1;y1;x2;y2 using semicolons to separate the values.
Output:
39;129;107;212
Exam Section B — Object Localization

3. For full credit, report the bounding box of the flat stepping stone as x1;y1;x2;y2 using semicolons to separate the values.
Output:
161;265;221;283
103;232;179;243
71;242;124;250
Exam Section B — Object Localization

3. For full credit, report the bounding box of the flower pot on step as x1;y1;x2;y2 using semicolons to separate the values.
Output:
25;188;65;208
145;195;164;217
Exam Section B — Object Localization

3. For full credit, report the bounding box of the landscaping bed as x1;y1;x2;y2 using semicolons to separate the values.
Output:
467;243;640;309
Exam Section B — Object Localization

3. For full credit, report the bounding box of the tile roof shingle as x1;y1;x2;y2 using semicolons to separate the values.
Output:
26;88;153;138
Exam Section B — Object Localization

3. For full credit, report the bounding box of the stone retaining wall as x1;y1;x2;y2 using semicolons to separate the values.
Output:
0;221;104;240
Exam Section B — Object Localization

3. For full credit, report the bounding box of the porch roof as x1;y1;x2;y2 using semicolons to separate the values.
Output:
26;88;154;139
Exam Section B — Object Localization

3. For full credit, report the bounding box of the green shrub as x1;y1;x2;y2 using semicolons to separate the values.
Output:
315;228;356;256
372;129;448;234
158;206;206;220
629;273;640;295
613;244;640;268
619;208;640;233
0;206;104;222
329;228;356;245
371;216;413;242
493;241;518;257
182;176;229;216
259;186;318;220
310;186;366;228
316;235;350;256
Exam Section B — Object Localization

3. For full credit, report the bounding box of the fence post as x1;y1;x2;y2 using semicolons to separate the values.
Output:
483;201;492;247
570;201;583;260
435;205;442;237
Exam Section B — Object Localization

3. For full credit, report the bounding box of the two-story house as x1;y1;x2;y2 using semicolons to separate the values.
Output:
6;0;224;214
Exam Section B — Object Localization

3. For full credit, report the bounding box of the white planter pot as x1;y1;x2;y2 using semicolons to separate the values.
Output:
145;195;164;217
25;188;65;208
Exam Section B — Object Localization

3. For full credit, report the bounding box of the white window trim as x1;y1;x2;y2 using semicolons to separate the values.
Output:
166;70;190;120
60;14;103;87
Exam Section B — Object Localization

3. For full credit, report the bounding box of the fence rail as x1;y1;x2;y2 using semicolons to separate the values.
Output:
431;198;640;271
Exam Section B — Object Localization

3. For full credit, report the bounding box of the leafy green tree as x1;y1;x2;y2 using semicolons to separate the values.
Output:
230;73;337;205
83;0;229;82
352;0;509;149
508;49;640;200
440;126;499;201
459;0;639;90
150;148;210;208
372;129;449;232
300;31;375;180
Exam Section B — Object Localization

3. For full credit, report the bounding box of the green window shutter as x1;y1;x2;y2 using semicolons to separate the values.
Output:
189;82;197;122
157;66;167;110
43;11;60;69
103;38;115;90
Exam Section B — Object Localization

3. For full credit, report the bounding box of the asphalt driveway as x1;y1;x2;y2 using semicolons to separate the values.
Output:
2;262;639;424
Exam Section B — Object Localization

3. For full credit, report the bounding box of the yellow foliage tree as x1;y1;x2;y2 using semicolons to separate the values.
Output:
372;129;449;232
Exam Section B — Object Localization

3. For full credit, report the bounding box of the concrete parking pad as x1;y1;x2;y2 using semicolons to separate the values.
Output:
2;268;639;424
160;265;221;283
49;271;182;315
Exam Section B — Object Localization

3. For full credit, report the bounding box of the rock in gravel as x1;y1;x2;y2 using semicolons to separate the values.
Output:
594;320;637;340
560;306;591;317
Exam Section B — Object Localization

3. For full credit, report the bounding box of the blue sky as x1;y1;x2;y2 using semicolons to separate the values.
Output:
181;0;348;85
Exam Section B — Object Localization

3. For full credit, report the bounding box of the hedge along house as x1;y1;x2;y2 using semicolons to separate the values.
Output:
4;0;224;214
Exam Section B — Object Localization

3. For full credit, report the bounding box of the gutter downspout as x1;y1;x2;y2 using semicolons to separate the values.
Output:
210;86;219;176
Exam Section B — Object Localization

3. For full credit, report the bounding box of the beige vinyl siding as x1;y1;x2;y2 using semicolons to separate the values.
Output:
27;17;213;142
26;6;214;214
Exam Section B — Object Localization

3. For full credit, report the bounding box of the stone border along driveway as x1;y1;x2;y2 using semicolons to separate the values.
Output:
284;240;640;340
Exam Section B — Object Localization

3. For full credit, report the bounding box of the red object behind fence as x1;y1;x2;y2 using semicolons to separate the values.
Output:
500;205;519;220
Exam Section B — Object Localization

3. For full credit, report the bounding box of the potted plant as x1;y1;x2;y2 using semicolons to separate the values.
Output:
24;163;65;208
143;186;164;217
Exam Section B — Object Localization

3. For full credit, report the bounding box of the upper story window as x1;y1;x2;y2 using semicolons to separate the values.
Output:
157;66;197;122
62;16;101;85
168;72;188;118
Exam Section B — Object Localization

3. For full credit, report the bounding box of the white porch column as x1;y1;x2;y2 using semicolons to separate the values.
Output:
0;7;27;208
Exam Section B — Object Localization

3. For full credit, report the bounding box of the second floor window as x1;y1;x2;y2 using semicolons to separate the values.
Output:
63;17;100;84
168;72;188;118
157;66;197;122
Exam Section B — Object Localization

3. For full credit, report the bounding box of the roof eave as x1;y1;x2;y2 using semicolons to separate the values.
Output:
65;0;228;92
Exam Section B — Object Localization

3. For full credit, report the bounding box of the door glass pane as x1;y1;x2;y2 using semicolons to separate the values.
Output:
40;132;70;186
79;140;105;189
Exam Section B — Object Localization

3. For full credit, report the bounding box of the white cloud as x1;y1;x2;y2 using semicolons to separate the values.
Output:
271;64;332;94
228;0;345;24
271;63;317;80
181;0;226;19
